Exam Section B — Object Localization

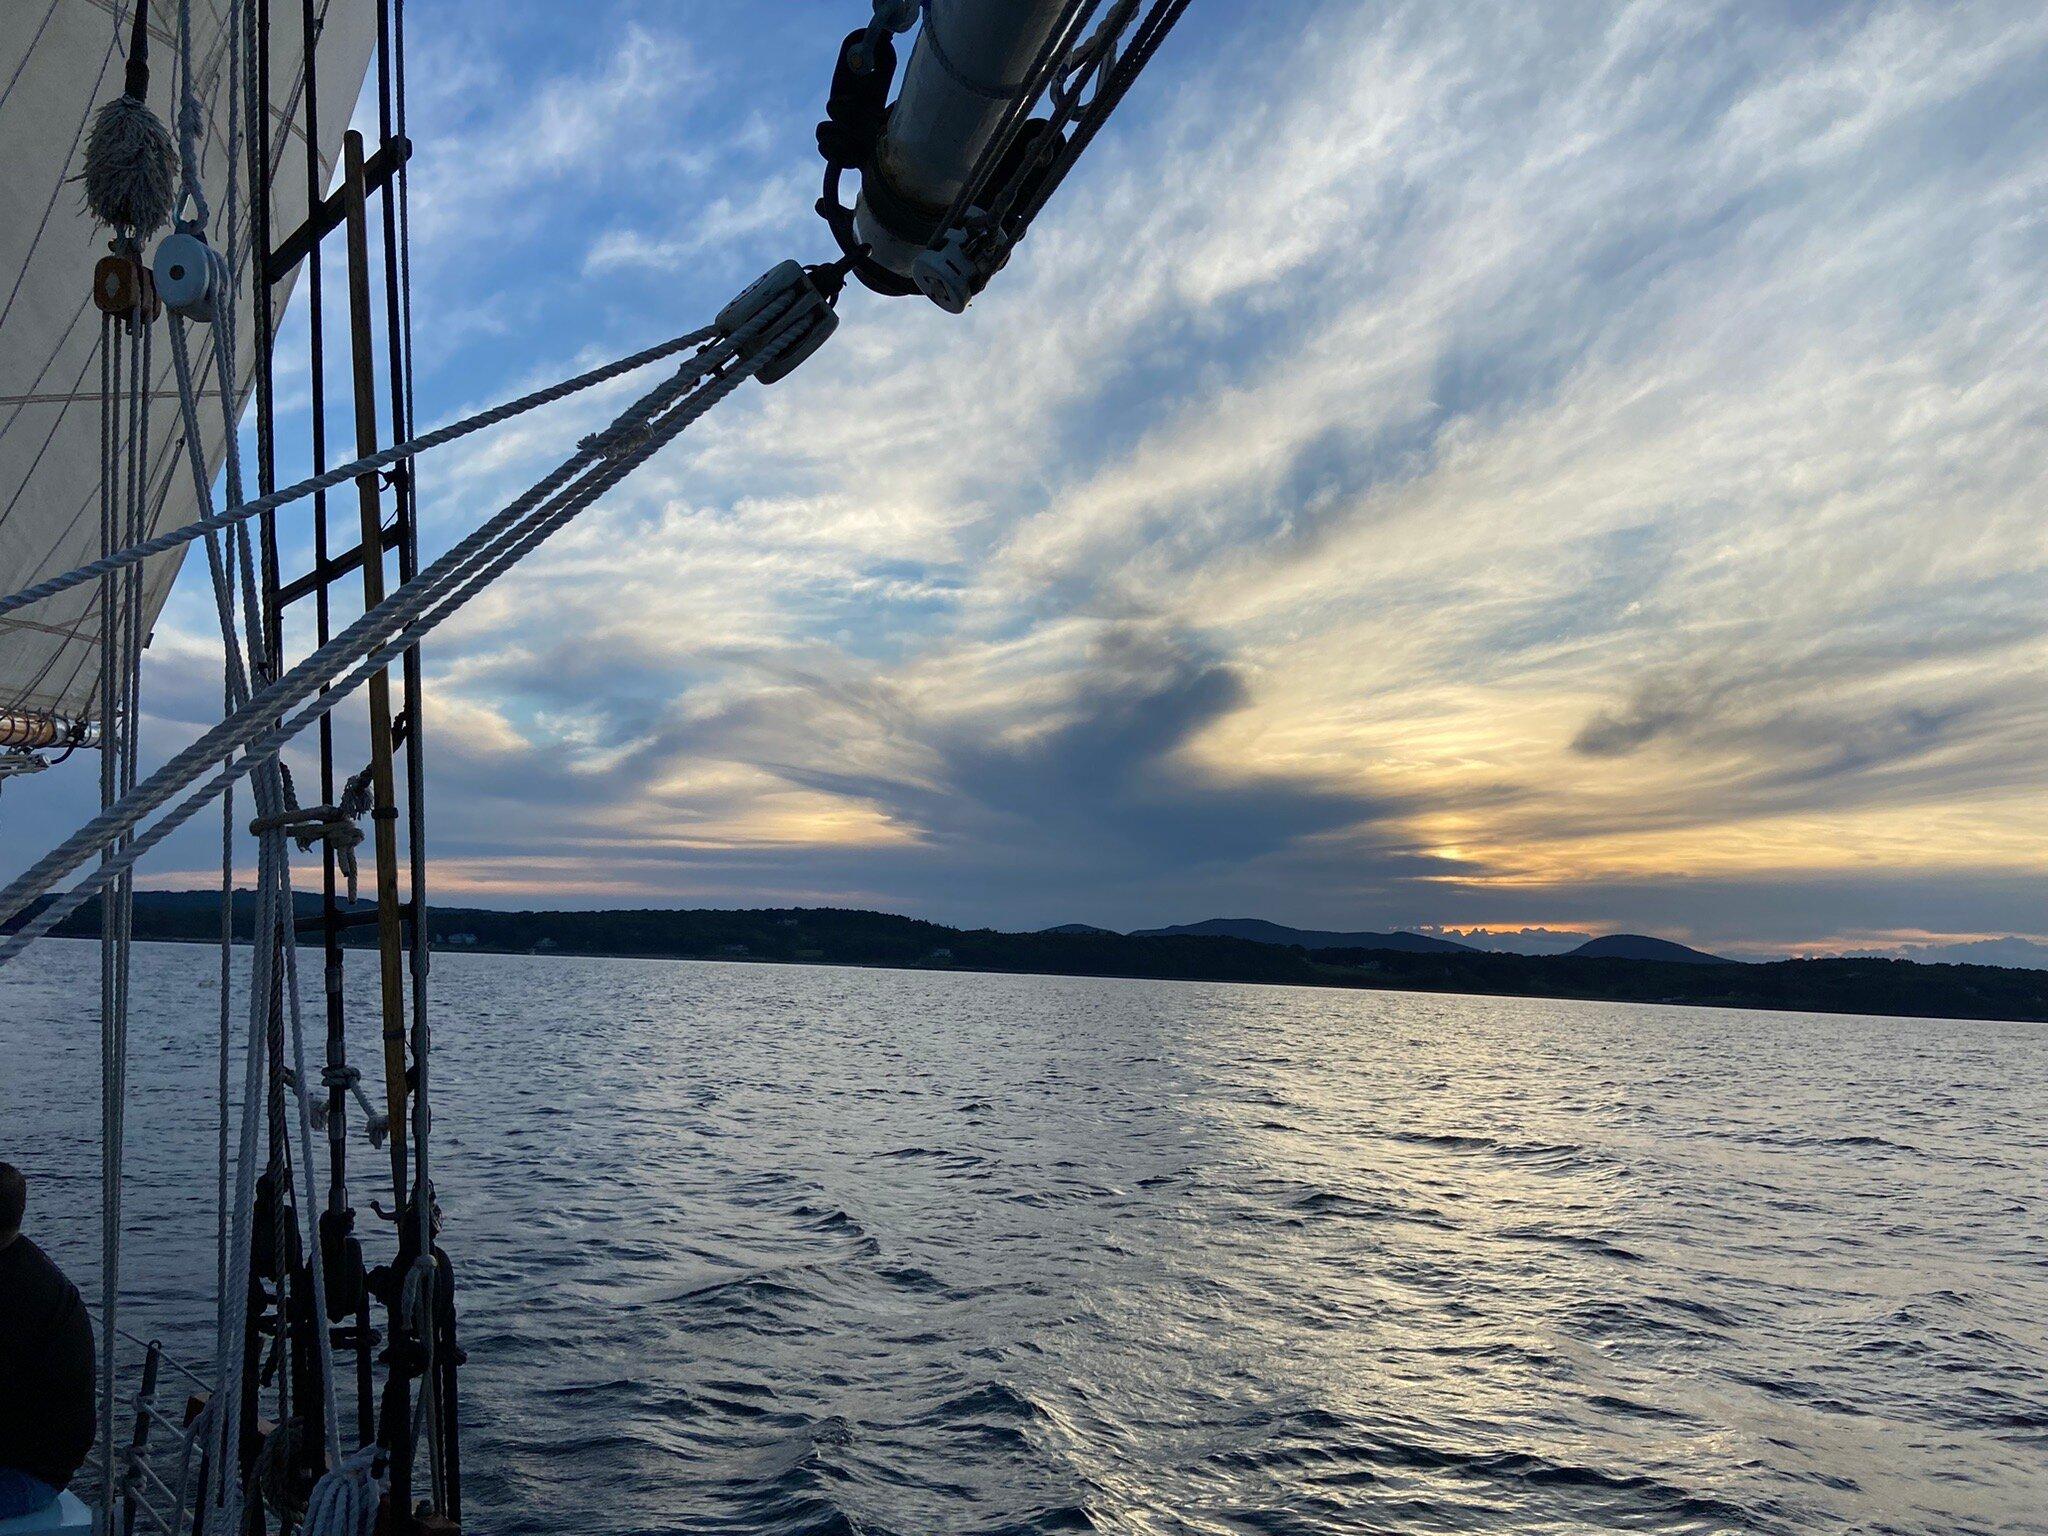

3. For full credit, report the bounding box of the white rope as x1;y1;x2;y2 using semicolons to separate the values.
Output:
173;294;353;1530
202;824;277;1533
0;287;807;957
211;0;242;1330
18;341;754;944
150;35;322;1501
173;0;209;234
301;1446;381;1536
198;296;354;1483
279;876;341;1462
86;12;374;1527
95;312;128;1536
0;326;721;620
399;1254;440;1509
13;283;811;1527
91;297;156;1536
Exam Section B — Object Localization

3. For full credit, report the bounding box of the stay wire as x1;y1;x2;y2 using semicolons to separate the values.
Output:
0;299;794;956
935;0;1099;238
0;327;721;621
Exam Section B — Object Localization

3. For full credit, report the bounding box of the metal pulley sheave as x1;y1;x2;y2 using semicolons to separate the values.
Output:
152;226;231;322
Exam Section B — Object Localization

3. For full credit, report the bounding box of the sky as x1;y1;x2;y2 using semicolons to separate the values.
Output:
7;0;2048;957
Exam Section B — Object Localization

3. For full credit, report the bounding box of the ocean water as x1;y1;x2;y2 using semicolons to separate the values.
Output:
2;938;2044;1535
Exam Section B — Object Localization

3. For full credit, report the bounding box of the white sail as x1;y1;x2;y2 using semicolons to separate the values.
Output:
0;0;378;733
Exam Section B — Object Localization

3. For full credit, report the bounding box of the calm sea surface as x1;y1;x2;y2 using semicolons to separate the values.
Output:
3;939;2045;1535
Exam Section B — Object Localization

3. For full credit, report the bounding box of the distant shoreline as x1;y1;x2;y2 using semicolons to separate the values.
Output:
11;895;2047;1024
29;933;2040;1028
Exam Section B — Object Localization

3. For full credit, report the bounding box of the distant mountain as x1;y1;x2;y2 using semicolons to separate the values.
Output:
1132;917;1474;954
1567;933;1729;965
1848;936;2048;971
1421;925;1593;956
1039;922;1116;935
19;894;2048;1021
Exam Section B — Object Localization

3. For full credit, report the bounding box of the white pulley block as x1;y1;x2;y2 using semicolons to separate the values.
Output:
715;260;839;385
912;230;979;314
152;230;229;322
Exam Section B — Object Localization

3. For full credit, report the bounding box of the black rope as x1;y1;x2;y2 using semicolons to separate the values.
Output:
1019;0;1193;230
121;0;153;102
284;0;353;1288
935;0;1099;237
377;0;455;1512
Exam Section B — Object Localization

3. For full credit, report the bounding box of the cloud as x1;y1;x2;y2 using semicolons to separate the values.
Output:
581;172;811;277
404;23;710;249
11;0;2048;954
387;0;2048;939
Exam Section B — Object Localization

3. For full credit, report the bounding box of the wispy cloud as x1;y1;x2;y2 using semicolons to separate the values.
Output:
392;0;2048;947
13;0;2048;956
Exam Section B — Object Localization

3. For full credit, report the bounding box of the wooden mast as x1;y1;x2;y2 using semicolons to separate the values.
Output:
342;128;411;1206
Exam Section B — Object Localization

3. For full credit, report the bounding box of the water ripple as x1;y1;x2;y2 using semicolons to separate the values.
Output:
4;942;2046;1534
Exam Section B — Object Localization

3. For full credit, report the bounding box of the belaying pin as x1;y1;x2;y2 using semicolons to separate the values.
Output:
152;229;229;322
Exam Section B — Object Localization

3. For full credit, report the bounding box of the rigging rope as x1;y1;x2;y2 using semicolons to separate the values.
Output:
0;284;807;960
33;3;1186;1522
934;0;1098;236
178;294;370;1528
124;16;366;1515
89;287;157;1536
173;0;210;233
0;326;720;621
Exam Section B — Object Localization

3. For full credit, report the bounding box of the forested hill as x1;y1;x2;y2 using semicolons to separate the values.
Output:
12;894;2048;1023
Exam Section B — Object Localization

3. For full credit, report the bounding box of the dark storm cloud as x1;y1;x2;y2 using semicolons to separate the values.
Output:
1572;675;1718;759
819;621;1399;868
421;618;1423;898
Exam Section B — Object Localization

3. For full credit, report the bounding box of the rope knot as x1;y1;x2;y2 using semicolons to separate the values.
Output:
307;1062;388;1147
249;803;366;900
578;417;654;460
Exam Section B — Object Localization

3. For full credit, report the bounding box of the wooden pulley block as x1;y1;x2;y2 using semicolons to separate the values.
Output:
91;250;160;321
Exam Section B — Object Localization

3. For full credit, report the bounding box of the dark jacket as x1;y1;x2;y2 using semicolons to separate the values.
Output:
0;1236;97;1491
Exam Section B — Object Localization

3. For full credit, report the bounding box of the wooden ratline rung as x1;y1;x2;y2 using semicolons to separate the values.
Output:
277;519;406;608
295;900;416;936
263;135;413;286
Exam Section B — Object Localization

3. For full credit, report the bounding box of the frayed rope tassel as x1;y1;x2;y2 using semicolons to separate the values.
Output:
81;1;175;239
